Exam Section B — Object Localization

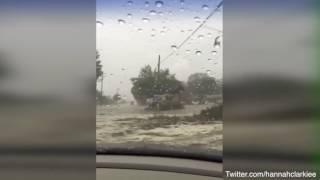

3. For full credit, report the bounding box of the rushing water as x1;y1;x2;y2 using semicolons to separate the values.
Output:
97;104;222;151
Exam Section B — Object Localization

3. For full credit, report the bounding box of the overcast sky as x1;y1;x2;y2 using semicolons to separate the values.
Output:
97;0;223;100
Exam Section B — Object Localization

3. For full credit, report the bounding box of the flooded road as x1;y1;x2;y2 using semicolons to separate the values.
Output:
97;104;222;151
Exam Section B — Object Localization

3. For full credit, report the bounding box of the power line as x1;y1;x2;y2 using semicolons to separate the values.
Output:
161;0;223;64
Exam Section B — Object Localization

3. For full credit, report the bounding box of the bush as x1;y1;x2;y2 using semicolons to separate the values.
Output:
197;104;222;121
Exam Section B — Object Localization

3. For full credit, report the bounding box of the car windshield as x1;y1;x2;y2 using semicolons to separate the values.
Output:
96;0;223;160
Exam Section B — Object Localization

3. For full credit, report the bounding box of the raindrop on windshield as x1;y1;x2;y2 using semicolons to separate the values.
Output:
155;1;164;8
202;5;209;10
127;0;133;6
158;11;164;16
194;16;201;23
145;1;149;7
142;17;150;23
118;19;126;25
171;45;178;51
214;36;221;49
127;13;133;18
186;50;191;54
149;10;157;15
195;50;202;56
180;8;185;12
96;20;104;26
211;51;217;56
160;31;166;35
198;35;204;40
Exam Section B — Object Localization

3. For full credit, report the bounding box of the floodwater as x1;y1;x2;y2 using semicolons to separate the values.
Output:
96;104;222;151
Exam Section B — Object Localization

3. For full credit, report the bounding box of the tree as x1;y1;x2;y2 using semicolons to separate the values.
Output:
96;50;104;104
96;51;103;81
131;65;184;105
187;73;216;104
112;93;121;104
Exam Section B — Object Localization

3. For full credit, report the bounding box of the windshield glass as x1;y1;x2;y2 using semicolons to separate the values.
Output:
96;0;223;159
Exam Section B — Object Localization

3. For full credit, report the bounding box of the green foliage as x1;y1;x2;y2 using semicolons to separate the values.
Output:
197;104;222;120
187;73;217;103
131;65;184;105
96;51;103;81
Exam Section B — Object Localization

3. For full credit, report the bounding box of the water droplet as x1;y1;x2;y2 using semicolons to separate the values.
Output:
155;1;164;8
211;51;217;56
208;58;213;62
142;17;150;23
127;0;133;6
214;36;221;49
186;50;191;54
137;28;143;32
168;11;173;15
118;19;126;25
149;10;157;15
171;45;178;51
198;34;204;40
96;20;104;26
207;33;213;38
202;4;209;10
194;16;201;23
145;1;149;7
158;11;164;16
160;31;166;35
127;13;133;18
180;8;185;12
206;70;212;75
195;50;202;56
180;0;185;5
121;68;126;71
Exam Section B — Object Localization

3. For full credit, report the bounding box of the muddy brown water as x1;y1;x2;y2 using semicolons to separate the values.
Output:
97;104;222;151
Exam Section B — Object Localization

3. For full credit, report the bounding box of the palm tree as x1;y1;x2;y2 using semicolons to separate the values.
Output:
96;51;103;81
